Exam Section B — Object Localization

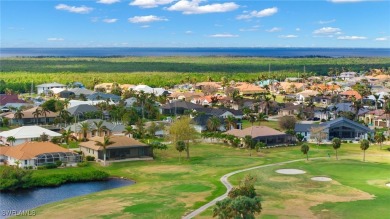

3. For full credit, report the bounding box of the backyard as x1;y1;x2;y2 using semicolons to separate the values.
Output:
14;141;390;219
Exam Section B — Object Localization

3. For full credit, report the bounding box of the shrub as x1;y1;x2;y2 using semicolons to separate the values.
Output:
321;119;326;122
85;156;95;161
55;160;62;167
37;166;46;170
44;163;57;169
77;161;89;167
0;166;32;191
279;116;296;130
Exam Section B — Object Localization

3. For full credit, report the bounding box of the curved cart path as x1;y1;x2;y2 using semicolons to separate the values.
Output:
183;158;324;219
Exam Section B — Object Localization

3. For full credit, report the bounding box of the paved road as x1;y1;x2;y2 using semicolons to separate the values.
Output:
182;158;322;219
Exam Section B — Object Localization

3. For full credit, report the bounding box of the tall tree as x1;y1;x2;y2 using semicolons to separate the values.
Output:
79;122;90;141
40;106;50;125
301;143;310;160
256;113;268;126
6;136;16;146
122;125;134;138
213;175;262;219
13;109;24;126
332;137;341;160
175;140;186;162
374;132;385;150
95;136;115;166
61;128;76;148
93;120;107;137
207;116;221;132
32;108;41;125
360;139;370;162
225;115;237;130
168;116;197;159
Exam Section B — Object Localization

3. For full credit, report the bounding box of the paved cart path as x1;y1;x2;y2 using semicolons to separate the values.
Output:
183;158;324;219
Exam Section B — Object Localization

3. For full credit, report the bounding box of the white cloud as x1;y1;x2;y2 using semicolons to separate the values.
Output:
128;15;168;23
97;0;120;4
167;0;239;15
239;28;258;32
185;30;193;34
319;19;336;24
236;7;278;20
208;33;239;38
266;27;281;32
296;28;301;31
130;0;174;8
279;35;298;38
141;25;150;28
313;27;341;35
375;37;388;41
337;36;367;40
47;38;64;41
103;18;118;23
55;4;93;14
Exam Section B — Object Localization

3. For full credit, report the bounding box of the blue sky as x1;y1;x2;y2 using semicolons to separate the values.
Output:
1;0;390;48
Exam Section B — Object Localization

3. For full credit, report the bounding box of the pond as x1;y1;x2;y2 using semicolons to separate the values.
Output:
0;178;134;219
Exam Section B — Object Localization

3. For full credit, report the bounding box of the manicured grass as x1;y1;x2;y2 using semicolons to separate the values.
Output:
18;142;390;219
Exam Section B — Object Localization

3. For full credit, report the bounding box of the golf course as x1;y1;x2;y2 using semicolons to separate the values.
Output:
14;141;390;219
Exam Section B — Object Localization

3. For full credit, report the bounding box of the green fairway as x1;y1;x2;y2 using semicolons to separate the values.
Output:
16;142;390;219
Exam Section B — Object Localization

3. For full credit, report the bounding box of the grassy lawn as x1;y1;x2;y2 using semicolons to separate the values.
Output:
19;142;390;219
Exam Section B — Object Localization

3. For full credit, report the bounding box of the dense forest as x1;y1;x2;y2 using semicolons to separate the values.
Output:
1;56;390;93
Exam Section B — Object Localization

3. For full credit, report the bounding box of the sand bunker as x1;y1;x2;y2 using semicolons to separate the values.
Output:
386;183;390;187
311;177;332;182
276;169;306;175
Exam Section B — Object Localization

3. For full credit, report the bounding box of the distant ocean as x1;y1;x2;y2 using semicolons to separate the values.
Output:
1;47;390;58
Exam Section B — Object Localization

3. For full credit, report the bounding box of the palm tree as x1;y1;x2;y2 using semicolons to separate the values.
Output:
176;140;186;163
63;99;70;109
59;109;71;127
264;96;272;115
207;116;221;132
95;136;115;166
351;99;363;121
13;109;24;126
373;94;380;110
79;122;90;141
40;106;50;125
6;136;16;146
360;139;370;162
224;115;237;130
248;114;256;127
93;120;107;137
256;113;268;125
332;137;341;160
32;107;41;124
61;128;76;148
123;125;134;138
301;143;310;160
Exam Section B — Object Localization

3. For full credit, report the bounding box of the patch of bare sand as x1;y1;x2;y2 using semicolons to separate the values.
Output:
176;191;211;208
269;176;300;182
138;165;191;174
33;197;131;219
262;182;373;219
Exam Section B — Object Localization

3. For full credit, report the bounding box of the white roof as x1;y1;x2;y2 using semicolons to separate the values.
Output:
36;82;66;88
0;126;61;139
68;100;112;108
51;88;65;94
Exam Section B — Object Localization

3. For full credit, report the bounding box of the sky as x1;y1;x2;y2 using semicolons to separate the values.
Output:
1;0;390;48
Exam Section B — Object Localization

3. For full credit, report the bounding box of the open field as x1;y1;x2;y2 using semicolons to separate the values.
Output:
16;142;390;219
1;56;390;92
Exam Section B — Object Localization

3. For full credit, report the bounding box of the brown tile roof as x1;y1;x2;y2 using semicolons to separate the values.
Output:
340;90;362;100
196;82;222;89
234;83;266;94
2;142;71;160
225;126;286;138
6;106;58;119
79;136;147;151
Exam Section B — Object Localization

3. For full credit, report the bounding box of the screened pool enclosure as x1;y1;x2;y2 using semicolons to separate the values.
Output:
35;152;82;166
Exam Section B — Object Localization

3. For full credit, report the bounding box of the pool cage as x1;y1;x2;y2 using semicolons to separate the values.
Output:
35;152;82;166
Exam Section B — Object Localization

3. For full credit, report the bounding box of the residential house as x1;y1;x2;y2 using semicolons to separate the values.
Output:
339;72;357;80
87;92;121;103
275;82;305;94
68;88;95;98
133;85;168;96
65;119;126;140
278;104;303;116
68;99;109;108
94;83;115;93
295;117;372;141
58;90;76;99
169;91;204;102
191;114;225;133
67;104;100;119
36;82;67;95
359;109;389;128
0;142;81;168
225;126;293;146
79;136;153;161
340;90;362;100
296;90;319;102
5;106;58;125
294;123;314;141
0;94;26;107
195;82;222;90
0;126;61;146
124;97;138;108
160;101;203;115
234;83;266;95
